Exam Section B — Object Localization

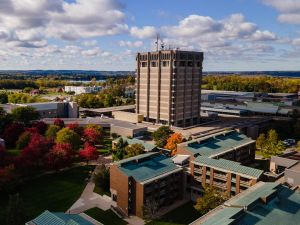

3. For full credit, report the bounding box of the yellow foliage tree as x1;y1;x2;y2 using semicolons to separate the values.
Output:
164;133;183;155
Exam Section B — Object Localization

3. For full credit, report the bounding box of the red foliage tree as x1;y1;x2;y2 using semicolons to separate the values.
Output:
67;123;83;136
31;121;48;134
21;133;53;169
24;127;39;134
0;165;16;190
79;143;98;164
2;123;24;147
53;118;65;128
47;143;73;171
83;127;101;144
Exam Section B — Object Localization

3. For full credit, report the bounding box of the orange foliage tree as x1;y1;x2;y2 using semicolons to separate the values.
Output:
164;133;183;155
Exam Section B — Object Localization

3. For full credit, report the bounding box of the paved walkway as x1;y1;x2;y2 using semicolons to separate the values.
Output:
67;182;116;214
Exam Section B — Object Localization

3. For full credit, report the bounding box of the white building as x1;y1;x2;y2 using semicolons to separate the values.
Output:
64;86;102;95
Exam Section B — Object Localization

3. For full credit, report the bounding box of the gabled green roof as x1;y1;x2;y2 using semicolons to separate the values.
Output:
117;152;181;183
29;210;93;225
194;156;263;178
192;182;300;225
180;130;255;157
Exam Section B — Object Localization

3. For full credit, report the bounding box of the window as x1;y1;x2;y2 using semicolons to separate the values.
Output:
179;61;186;67
162;61;169;67
151;61;157;67
141;62;147;67
188;61;194;67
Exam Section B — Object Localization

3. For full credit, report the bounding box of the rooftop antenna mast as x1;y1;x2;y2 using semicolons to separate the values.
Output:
155;34;160;52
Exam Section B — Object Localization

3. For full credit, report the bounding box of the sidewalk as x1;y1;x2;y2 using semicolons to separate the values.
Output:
67;182;116;214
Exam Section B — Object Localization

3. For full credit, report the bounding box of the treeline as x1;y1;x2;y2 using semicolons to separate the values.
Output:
202;75;300;93
0;76;135;89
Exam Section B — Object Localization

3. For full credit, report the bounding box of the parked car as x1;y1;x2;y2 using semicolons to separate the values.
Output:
283;139;296;147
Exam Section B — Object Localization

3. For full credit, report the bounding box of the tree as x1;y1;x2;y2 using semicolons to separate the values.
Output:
16;131;32;150
194;186;228;214
93;164;110;195
11;106;40;124
124;143;144;158
47;143;73;171
31;121;48;134
2;123;24;147
83;125;103;144
0;92;8;104
164;133;183;155
79;143;98;164
257;129;285;158
0;107;13;133
67;123;83;136
45;125;61;139
152;126;174;148
0;145;7;167
256;133;266;150
142;197;159;220
6;193;26;225
56;127;81;150
53;118;65;128
21;133;52;169
112;138;128;161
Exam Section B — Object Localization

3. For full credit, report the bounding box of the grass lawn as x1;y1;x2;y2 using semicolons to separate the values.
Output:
97;138;112;154
85;207;127;225
0;165;94;224
146;202;202;225
6;148;21;156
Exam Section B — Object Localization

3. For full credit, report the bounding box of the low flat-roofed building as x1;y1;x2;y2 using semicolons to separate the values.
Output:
64;86;102;95
26;210;95;225
112;111;144;123
190;182;300;225
110;152;183;217
177;130;256;166
191;156;263;199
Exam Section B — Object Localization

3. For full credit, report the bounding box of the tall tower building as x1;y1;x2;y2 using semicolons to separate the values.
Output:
136;50;203;127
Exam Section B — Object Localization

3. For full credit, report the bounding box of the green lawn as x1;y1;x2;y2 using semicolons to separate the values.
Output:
6;148;21;156
0;165;95;224
85;208;128;225
146;202;202;225
97;138;112;154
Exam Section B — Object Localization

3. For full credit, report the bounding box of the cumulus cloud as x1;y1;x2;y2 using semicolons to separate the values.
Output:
119;40;143;48
82;40;98;47
263;0;300;24
130;26;157;39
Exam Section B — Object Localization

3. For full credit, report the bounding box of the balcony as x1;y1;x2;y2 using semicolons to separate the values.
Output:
213;173;227;181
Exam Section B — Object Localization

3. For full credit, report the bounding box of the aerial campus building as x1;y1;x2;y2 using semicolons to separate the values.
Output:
110;152;183;217
190;182;300;225
135;50;204;127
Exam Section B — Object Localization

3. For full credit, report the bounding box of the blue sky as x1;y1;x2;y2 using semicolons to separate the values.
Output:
0;0;300;71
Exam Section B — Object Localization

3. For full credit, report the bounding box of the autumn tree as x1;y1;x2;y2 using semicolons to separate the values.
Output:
45;125;61;139
53;118;65;128
56;127;81;150
2;123;24;147
79;143;98;164
0;92;8;104
16;131;32;150
124;143;144;158
152;126;174;148
0;145;7;167
256;133;266;150
21;133;52;169
164;133;183;155
83;124;103;144
194;186;228;214
112;138;128;161
11;106;40;124
67;123;83;136
31;121;48;134
47;143;73;171
93;164;110;195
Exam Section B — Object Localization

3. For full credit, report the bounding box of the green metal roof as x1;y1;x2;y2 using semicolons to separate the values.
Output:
117;152;181;183
194;156;263;178
182;130;254;157
193;182;300;225
28;210;93;225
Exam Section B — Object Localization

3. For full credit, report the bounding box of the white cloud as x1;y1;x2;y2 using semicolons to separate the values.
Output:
81;47;101;57
119;40;143;48
130;26;157;39
82;40;98;47
263;0;300;24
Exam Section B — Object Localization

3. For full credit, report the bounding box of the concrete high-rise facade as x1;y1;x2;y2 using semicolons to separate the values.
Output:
136;50;203;127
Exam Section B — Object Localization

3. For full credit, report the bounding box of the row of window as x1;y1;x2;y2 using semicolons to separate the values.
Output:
140;61;202;68
137;53;202;61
